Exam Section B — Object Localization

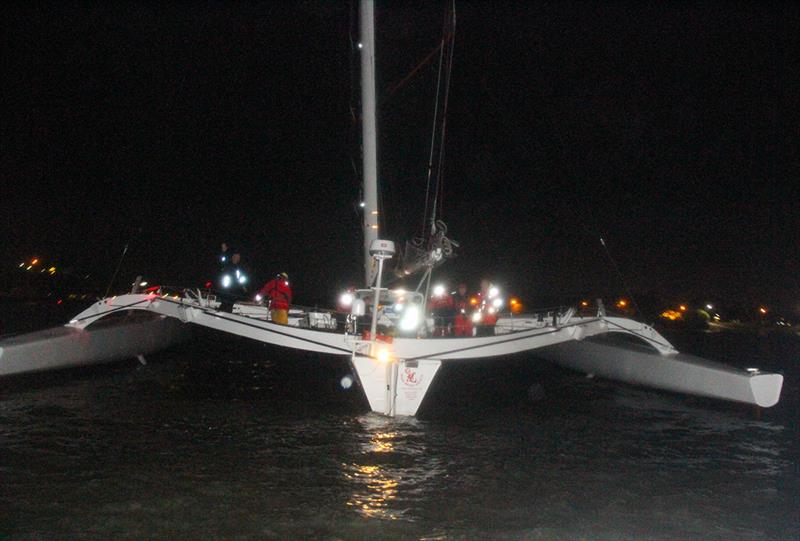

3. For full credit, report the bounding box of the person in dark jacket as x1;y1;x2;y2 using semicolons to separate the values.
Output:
218;251;248;312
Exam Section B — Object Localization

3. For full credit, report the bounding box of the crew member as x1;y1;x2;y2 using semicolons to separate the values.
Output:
260;272;292;325
218;242;231;269
218;251;248;312
206;241;231;289
429;283;454;336
474;278;501;336
451;283;473;337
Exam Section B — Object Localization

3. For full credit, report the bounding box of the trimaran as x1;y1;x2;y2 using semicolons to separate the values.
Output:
0;1;783;415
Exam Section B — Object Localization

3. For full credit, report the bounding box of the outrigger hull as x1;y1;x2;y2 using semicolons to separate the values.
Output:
0;293;783;414
535;339;782;408
0;312;190;378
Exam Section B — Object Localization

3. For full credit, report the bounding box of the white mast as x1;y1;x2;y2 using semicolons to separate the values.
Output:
360;0;379;287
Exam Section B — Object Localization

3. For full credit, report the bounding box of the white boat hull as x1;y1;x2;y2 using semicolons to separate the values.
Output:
0;313;190;378
535;339;782;408
0;293;783;414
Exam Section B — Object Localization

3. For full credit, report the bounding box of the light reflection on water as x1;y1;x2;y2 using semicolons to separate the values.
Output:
345;462;401;519
344;415;444;521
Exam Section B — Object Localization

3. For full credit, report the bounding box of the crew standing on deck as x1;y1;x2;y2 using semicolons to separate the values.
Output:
429;283;455;336
474;278;501;336
451;282;473;337
218;250;248;312
260;272;292;325
218;242;231;270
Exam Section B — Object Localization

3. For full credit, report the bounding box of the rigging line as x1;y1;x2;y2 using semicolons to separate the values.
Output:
382;41;445;105
565;189;641;315
539;107;639;306
534;108;597;294
104;243;129;299
348;1;359;187
348;0;363;193
421;16;448;239
422;0;457;238
348;0;359;167
598;235;641;315
432;0;456;224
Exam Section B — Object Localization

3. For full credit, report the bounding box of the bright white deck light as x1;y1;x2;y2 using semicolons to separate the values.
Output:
399;305;420;331
376;347;391;364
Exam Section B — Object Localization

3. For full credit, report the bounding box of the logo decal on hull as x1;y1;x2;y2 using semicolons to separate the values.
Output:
401;368;421;387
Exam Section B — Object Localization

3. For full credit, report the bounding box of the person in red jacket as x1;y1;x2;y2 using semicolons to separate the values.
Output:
474;278;500;336
259;272;292;325
451;283;473;337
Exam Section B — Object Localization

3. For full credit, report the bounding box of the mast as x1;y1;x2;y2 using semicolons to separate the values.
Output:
360;0;379;287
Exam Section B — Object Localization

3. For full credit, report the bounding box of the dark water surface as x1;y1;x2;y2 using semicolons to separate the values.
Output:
1;308;798;540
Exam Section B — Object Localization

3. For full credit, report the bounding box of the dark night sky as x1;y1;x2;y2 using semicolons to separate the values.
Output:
2;1;798;311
